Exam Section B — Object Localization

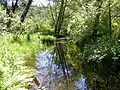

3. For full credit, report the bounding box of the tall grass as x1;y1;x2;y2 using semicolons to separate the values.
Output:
0;32;42;90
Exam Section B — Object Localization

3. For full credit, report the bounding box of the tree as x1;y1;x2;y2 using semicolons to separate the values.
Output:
20;0;33;22
12;0;19;13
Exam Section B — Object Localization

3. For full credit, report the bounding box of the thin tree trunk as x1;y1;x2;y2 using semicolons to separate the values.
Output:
56;39;69;79
54;0;69;79
56;42;67;79
108;0;111;32
14;0;33;39
4;0;10;15
62;51;70;79
55;0;67;37
20;0;33;22
12;0;19;13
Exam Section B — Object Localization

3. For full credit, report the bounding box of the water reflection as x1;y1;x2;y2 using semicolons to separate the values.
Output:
75;76;87;90
35;50;87;90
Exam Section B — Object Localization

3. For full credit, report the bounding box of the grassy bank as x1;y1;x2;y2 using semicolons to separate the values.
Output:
0;32;42;90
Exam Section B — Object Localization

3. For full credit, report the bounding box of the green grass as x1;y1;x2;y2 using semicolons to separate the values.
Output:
0;32;42;90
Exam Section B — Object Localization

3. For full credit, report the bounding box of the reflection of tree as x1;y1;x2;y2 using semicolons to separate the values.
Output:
56;38;69;79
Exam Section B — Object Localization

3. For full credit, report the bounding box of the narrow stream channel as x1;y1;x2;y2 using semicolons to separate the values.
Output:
32;50;88;90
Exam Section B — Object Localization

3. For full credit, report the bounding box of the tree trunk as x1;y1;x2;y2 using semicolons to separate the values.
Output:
108;0;111;33
4;0;10;15
55;0;67;37
20;0;33;22
56;42;67;79
12;0;19;13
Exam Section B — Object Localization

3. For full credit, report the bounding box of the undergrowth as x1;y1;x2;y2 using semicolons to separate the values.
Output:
0;32;42;90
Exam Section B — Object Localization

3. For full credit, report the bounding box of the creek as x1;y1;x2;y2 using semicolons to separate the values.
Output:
31;50;88;90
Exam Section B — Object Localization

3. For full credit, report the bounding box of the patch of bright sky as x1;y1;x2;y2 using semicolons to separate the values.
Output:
7;0;53;7
32;0;52;6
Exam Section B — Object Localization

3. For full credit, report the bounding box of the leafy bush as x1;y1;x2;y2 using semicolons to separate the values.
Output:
81;34;120;89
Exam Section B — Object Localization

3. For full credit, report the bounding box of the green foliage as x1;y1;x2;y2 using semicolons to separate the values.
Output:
64;0;120;89
0;7;23;33
41;35;55;46
0;0;120;89
0;33;42;90
47;1;120;88
81;34;120;89
66;41;83;78
0;3;55;89
0;14;42;88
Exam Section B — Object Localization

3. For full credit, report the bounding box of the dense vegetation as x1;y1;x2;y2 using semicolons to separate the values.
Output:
0;0;120;90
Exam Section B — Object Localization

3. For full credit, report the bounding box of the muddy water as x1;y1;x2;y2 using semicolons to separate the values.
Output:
34;50;87;90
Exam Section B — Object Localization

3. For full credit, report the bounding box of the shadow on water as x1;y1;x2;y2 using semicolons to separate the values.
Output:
29;50;89;90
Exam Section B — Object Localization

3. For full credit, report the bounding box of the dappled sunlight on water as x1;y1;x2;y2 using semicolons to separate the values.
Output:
31;50;88;90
